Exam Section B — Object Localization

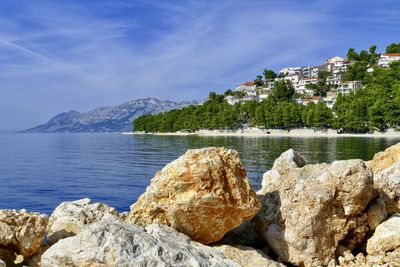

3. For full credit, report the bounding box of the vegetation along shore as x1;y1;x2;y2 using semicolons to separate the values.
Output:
133;43;400;135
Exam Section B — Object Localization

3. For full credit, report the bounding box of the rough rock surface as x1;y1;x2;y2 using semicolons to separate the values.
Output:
126;147;261;244
367;213;400;255
366;143;400;216
257;150;375;266
338;248;400;267
0;209;48;257
47;198;119;244
41;215;239;267
367;142;400;174
214;244;286;267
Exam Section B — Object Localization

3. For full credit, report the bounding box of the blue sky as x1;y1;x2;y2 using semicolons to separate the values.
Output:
1;0;400;131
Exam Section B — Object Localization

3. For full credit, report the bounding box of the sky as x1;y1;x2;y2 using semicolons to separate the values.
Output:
0;0;400;131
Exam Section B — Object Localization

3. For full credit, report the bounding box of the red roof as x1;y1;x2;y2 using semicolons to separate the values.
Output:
302;78;318;81
383;53;400;57
243;81;255;86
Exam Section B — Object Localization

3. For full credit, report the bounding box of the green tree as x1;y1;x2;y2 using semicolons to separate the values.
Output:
263;69;277;81
254;75;263;87
347;48;360;61
386;43;400;53
344;61;368;81
359;50;369;62
271;80;295;102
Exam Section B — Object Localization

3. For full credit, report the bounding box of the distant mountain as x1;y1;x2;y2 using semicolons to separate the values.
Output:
22;98;199;133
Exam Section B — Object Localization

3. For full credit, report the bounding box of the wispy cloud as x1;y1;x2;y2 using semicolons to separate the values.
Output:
0;0;399;130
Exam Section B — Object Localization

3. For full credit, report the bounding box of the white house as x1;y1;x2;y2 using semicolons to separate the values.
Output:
378;54;400;68
236;81;256;92
326;56;345;64
337;81;363;95
322;92;337;109
225;95;240;105
297;78;319;94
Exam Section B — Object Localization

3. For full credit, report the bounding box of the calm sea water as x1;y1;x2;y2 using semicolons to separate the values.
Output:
0;133;399;215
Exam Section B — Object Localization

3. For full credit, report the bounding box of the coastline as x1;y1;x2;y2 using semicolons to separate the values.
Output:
122;128;400;138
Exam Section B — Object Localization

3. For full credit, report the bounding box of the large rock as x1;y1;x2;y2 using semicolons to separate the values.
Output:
257;150;376;267
213;244;286;267
367;214;400;255
126;147;261;244
0;258;4;267
0;209;48;257
367;142;400;215
41;215;239;267
367;142;400;174
47;198;119;244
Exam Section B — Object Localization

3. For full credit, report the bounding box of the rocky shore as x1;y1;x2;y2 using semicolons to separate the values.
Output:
1;144;400;266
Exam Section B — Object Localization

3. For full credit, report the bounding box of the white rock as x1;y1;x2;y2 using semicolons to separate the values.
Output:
47;198;119;244
41;215;239;267
367;213;400;255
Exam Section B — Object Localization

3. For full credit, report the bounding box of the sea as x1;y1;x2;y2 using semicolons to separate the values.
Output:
0;133;399;215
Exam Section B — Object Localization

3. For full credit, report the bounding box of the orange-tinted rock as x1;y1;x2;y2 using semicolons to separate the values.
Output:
367;142;400;174
125;147;261;244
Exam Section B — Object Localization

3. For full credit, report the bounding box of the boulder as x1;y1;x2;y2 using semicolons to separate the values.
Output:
0;259;4;267
213;244;286;267
47;198;119;244
366;142;400;215
373;162;400;214
126;147;261;244
0;209;48;257
257;150;376;266
41;215;239;267
367;142;400;174
367;213;400;255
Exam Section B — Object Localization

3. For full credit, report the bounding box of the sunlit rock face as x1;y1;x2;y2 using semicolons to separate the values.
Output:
257;149;375;267
41;215;239;267
126;147;261;244
46;198;120;244
0;209;48;257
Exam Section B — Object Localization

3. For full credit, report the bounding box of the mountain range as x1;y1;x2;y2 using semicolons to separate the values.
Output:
22;98;199;133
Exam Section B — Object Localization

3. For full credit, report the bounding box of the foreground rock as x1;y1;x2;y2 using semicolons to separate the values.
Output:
214;244;285;267
257;150;376;266
367;142;400;174
47;198;120;244
0;259;4;267
41;215;239;267
367;142;400;215
126;147;261;244
0;209;48;257
367;213;400;255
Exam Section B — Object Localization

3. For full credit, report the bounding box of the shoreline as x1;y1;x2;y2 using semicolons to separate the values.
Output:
122;128;400;138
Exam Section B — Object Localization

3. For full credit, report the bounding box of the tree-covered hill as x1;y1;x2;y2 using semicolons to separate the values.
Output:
134;43;400;133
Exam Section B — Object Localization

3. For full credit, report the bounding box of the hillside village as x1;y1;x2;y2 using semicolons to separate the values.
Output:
226;53;400;108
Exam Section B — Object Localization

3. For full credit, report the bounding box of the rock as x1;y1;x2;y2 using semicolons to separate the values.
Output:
338;249;400;267
47;198;119;244
258;149;307;195
367;213;400;255
126;147;261;244
367;142;400;174
367;143;400;215
0;259;4;267
373;162;400;214
257;150;375;266
0;209;48;257
41;215;239;267
213;244;286;267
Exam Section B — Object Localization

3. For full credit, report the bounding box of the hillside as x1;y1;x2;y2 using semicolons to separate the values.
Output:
22;98;198;133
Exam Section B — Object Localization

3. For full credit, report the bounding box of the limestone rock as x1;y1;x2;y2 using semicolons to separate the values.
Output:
367;213;400;255
367;142;400;174
258;150;375;267
213;244;286;267
47;198;119;244
126;147;261;244
373;162;400;214
0;209;48;257
0;258;4;267
366;143;400;216
338;248;400;267
258;149;307;195
41;215;239;267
